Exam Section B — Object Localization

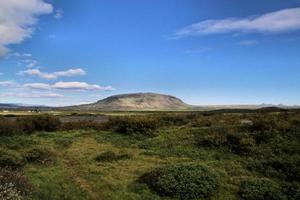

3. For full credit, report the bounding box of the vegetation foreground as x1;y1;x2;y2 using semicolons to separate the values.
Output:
0;110;300;200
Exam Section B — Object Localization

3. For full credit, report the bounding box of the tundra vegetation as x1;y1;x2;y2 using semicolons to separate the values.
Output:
0;110;299;199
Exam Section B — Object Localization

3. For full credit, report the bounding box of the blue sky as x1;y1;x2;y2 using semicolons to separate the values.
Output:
0;0;300;106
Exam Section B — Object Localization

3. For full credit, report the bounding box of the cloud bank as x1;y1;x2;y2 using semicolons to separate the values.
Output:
24;81;115;91
21;68;86;79
0;81;17;87
0;92;63;98
173;7;300;38
0;0;53;57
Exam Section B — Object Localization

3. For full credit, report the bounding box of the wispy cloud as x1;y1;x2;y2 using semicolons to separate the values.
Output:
172;7;300;38
0;80;17;87
23;83;51;90
52;81;115;91
0;92;63;98
23;59;39;68
0;72;3;75
9;52;32;58
23;81;115;91
0;0;53;57
20;68;86;79
54;8;63;19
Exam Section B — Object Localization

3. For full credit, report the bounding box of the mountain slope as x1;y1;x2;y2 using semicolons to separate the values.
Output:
70;92;191;111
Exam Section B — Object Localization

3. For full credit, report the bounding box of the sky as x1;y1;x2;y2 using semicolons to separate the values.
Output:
0;0;300;106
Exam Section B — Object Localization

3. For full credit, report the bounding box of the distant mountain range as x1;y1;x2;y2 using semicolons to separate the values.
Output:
0;103;20;109
0;103;47;109
1;92;300;111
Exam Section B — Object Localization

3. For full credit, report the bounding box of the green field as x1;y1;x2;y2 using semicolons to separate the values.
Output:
1;111;299;200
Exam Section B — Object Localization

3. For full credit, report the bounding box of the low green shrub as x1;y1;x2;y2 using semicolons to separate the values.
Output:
107;116;161;137
1;136;37;150
281;181;300;200
59;121;104;131
197;127;229;147
17;115;61;134
0;150;25;169
25;148;53;164
191;118;213;127
139;163;221;199
155;113;192;126
196;127;256;155
0;118;19;136
53;137;73;148
249;155;300;182
95;151;131;162
239;178;285;200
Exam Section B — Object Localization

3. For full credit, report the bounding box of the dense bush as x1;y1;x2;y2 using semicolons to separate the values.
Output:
25;148;53;164
0;115;61;136
249;155;300;182
107;116;161;137
239;178;285;200
139;163;221;199
95;151;131;162
17;115;61;133
53;137;73;148
59;120;104;131
281;182;300;200
197;127;228;147
155;113;193;126
191;118;213;127
196;127;256;155
0;150;25;169
0;118;19;136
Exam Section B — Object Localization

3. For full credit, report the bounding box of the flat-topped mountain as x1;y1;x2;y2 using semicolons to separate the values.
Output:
71;92;191;111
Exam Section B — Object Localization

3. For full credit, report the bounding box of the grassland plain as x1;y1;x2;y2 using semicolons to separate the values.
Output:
0;110;299;200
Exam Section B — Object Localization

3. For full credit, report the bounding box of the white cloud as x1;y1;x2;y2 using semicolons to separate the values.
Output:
53;68;86;77
23;83;51;90
0;92;63;98
173;7;300;38
22;59;39;68
35;93;63;98
0;0;53;57
23;81;114;91
0;46;8;57
21;69;56;79
52;81;115;91
54;8;63;19
8;52;38;68
21;68;86;79
0;80;17;87
22;53;32;57
8;52;32;58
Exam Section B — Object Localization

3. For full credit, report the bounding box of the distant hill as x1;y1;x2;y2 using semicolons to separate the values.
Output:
0;103;48;110
0;103;20;109
1;93;299;111
67;92;191;111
